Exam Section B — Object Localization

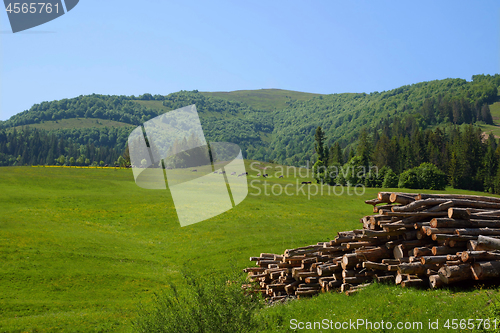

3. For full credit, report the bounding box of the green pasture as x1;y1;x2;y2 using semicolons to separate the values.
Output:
11;118;132;131
0;163;499;332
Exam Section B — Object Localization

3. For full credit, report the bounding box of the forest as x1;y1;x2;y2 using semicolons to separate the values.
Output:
0;74;499;178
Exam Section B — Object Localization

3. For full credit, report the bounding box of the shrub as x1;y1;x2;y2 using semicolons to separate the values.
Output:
417;162;447;190
398;168;420;189
133;271;262;333
382;168;398;188
398;163;447;190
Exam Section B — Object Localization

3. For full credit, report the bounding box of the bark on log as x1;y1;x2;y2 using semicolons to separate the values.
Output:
401;278;426;288
413;247;433;257
420;255;448;265
362;261;389;271
461;251;500;262
448;208;471;220
390;193;416;205
417;193;500;204
432;246;465;256
455;228;500;237
471;261;500;280
477;235;500;250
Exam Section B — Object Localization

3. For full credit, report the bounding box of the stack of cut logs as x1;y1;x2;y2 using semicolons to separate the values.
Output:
242;192;500;303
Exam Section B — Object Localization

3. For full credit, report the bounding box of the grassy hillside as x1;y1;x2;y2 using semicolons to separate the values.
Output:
201;88;322;111
11;118;132;131
1;164;499;332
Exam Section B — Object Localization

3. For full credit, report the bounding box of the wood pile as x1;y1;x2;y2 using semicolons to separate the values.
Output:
242;192;500;303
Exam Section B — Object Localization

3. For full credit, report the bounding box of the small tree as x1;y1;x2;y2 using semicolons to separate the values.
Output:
85;158;90;166
117;156;126;167
382;169;399;188
312;160;326;184
69;157;75;167
314;126;327;163
100;160;105;167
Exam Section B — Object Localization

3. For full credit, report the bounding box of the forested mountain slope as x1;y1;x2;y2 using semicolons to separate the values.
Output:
0;74;498;167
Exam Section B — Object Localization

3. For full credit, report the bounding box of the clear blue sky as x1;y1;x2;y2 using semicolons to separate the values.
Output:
1;1;499;120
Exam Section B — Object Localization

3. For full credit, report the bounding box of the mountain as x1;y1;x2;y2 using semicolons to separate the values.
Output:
0;75;499;167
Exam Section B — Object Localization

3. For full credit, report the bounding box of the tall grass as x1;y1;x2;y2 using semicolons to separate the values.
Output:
133;271;262;333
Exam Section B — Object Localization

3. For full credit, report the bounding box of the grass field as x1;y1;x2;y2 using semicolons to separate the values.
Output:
11;118;133;131
201;89;323;111
1;163;500;332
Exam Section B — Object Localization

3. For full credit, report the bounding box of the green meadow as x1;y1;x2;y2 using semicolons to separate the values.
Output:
1;163;499;332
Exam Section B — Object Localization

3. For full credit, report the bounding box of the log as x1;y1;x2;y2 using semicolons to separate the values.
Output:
398;262;434;275
420;255;448;265
426;228;457;236
401;278;426;288
296;290;319;297
362;261;388;271
355;246;391;262
471;261;500;280
383;211;448;218
429;274;445;288
448;208;471;219
395;272;408;285
432;246;465;256
477;235;500;250
461;251;500;262
317;263;341;276
456;228;500;237
377;192;393;203
417;193;500;204
444;264;472;279
341;253;359;269
373;204;394;213
393;244;408;259
327;280;342;289
413;247;433;257
376;275;395;284
448;240;468;248
430;218;470;228
365;198;383;206
343;276;373;284
390;193;416;205
427;200;454;212
431;234;477;242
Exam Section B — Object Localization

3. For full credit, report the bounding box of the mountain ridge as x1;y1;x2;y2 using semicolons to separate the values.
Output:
1;74;499;166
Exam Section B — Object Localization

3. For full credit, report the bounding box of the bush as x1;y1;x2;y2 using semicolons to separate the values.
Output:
417;162;447;190
398;168;420;189
382;168;398;188
398;163;447;190
133;271;262;333
365;165;390;188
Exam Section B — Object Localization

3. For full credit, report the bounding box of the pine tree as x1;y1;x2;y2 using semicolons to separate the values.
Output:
314;126;327;163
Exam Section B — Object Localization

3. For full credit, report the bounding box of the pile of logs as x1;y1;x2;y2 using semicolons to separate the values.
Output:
242;192;500;303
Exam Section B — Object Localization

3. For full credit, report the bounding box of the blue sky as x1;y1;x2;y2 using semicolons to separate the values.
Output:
1;1;498;120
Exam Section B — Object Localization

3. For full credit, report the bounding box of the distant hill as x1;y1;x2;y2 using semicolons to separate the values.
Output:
0;74;499;167
201;89;323;111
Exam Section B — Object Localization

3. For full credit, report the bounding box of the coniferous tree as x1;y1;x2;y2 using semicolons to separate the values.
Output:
314;126;327;163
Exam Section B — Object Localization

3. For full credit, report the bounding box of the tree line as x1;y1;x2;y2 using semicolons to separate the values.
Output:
313;122;500;193
0;127;123;166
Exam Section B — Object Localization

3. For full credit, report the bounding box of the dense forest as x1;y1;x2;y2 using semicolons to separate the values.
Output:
0;74;499;177
312;123;500;193
0;127;122;166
